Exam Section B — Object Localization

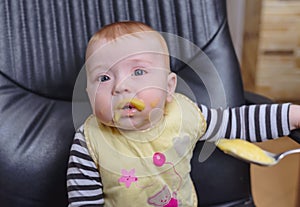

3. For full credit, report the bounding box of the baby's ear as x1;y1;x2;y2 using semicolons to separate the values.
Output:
166;72;177;102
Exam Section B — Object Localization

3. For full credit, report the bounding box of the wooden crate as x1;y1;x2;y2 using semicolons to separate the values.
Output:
255;0;300;103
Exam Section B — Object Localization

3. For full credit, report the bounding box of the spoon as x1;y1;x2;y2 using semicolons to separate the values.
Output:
227;147;300;167
216;139;300;166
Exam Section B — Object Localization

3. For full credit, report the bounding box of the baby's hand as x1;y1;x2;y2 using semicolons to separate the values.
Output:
289;105;300;130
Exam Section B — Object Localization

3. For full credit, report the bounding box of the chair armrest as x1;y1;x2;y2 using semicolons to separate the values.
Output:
244;91;274;105
289;129;300;144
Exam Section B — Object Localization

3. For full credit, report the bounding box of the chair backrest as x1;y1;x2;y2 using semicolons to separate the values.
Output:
0;1;251;206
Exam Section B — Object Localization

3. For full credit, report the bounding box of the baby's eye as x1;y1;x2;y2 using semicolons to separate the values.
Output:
98;75;110;82
132;68;146;76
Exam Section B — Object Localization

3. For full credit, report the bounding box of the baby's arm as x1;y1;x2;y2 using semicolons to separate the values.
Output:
199;103;291;142
67;126;104;207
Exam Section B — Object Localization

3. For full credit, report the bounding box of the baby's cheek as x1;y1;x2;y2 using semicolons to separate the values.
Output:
150;99;159;108
94;101;113;122
148;108;164;125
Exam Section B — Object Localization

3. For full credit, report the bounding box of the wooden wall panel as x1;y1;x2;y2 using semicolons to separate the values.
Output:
241;0;300;103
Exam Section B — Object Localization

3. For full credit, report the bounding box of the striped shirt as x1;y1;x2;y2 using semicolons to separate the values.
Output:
67;103;290;206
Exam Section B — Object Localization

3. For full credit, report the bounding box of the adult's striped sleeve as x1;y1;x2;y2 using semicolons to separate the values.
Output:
67;126;104;207
199;103;291;142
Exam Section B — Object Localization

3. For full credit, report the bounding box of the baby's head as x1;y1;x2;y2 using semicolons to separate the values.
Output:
85;21;177;131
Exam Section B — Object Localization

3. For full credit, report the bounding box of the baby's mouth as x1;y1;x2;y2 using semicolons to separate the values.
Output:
122;103;136;110
118;98;145;112
113;98;145;122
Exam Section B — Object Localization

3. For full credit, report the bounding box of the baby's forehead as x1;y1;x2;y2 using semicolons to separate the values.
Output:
87;32;168;57
86;32;169;70
86;52;169;75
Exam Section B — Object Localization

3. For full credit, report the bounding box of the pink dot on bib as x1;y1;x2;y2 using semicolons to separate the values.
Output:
153;152;166;167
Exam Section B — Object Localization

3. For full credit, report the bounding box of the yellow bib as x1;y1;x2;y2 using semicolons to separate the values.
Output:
84;93;206;207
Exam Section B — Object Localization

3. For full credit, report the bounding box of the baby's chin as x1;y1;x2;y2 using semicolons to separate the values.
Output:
96;109;164;131
95;116;139;130
113;122;150;131
112;117;153;131
111;108;164;131
95;117;115;128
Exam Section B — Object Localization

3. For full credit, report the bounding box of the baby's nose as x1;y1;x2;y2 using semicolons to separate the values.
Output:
113;77;130;94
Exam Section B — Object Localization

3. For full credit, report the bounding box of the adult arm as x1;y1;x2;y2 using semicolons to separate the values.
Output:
289;104;300;130
199;103;291;142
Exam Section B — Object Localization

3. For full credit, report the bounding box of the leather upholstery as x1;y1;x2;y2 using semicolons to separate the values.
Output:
0;0;254;206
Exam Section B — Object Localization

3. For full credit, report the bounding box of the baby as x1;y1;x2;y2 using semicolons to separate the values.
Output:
67;21;300;207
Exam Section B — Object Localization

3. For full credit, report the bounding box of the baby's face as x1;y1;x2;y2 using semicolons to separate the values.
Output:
86;32;176;130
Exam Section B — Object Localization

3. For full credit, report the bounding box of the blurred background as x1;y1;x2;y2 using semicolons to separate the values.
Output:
227;0;300;104
227;0;300;206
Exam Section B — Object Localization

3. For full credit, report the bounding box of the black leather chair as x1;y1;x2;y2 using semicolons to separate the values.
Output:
1;0;299;206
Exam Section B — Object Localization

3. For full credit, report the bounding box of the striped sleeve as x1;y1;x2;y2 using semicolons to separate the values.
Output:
67;125;104;207
199;103;291;142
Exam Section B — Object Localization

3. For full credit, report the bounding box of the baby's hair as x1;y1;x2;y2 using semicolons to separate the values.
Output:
86;21;168;60
89;21;154;42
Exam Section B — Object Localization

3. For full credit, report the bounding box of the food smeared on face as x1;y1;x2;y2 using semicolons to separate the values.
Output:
117;98;145;111
150;99;159;108
113;98;145;122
